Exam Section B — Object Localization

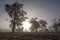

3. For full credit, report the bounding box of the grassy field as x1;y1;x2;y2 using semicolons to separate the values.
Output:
0;32;60;40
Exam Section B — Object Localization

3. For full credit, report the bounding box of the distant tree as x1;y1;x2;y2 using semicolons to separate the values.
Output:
39;20;48;32
51;18;60;32
5;2;28;32
48;26;54;32
15;26;24;32
30;18;40;32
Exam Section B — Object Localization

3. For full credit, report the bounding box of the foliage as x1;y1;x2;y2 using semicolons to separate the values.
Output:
51;18;60;32
39;20;48;32
39;20;47;27
30;18;41;32
4;1;60;32
5;2;28;32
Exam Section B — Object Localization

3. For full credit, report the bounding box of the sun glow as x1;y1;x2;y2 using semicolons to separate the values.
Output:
22;20;31;32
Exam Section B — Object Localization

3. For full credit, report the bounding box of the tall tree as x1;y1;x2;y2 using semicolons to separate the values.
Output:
5;2;28;32
30;18;40;32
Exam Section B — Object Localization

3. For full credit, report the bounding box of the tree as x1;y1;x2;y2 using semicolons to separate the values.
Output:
5;2;28;32
51;18;60;32
39;20;47;32
30;18;40;32
15;26;24;32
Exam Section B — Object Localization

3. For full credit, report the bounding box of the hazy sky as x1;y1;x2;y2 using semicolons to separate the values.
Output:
0;0;60;30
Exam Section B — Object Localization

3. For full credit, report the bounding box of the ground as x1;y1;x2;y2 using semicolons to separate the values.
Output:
0;32;60;40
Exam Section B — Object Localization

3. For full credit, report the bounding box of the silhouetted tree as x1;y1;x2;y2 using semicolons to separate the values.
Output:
5;2;28;32
15;26;24;32
52;18;60;32
39;20;47;32
48;26;54;32
30;18;40;32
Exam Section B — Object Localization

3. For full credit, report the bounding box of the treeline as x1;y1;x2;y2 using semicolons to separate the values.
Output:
4;2;60;32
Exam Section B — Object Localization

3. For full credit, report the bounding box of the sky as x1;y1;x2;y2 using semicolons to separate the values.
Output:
0;0;60;30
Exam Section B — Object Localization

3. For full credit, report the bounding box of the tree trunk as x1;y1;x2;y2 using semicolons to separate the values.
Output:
12;22;15;32
12;14;16;32
35;28;37;32
55;28;57;32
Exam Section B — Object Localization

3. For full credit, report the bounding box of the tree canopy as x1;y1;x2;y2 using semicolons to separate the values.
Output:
5;2;28;32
